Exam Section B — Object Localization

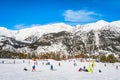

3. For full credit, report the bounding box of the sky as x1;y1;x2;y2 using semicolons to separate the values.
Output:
0;0;120;30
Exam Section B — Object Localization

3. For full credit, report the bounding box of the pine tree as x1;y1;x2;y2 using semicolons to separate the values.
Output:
100;55;107;62
107;54;116;63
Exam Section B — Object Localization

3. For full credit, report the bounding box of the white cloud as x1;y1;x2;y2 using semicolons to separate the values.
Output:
14;24;25;29
14;24;29;30
63;10;101;23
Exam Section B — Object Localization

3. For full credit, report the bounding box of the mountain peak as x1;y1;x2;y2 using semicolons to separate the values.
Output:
110;20;120;27
76;20;110;31
0;27;8;30
96;20;108;24
49;23;67;26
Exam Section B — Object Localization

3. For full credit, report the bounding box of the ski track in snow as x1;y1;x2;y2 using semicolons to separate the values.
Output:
0;59;120;80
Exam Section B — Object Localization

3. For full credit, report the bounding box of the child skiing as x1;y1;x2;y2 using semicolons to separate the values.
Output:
32;65;36;72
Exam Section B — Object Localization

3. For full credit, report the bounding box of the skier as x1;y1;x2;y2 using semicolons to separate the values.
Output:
92;63;94;67
13;60;15;64
32;65;36;72
50;65;53;70
23;60;25;63
42;62;44;65
116;65;118;70
2;60;4;64
73;62;77;66
58;62;61;66
104;64;106;67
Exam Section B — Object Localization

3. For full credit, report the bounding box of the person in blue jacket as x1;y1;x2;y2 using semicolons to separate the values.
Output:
50;65;53;70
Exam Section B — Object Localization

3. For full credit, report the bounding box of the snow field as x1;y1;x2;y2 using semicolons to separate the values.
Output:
0;59;120;80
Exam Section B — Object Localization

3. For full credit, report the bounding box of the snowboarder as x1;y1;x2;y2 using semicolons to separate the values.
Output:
32;65;36;72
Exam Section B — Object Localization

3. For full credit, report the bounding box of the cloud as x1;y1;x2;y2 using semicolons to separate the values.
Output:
14;24;43;30
14;24;25;29
14;24;29;30
63;10;102;23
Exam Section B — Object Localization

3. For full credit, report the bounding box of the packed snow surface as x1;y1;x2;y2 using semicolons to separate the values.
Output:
0;59;120;80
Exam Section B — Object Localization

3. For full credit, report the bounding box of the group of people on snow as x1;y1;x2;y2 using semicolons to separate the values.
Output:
24;60;57;72
22;59;119;72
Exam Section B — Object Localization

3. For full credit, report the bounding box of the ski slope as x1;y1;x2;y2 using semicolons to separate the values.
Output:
0;59;120;80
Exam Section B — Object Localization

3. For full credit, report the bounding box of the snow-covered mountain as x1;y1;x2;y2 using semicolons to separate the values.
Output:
15;23;73;42
0;20;120;56
0;27;16;37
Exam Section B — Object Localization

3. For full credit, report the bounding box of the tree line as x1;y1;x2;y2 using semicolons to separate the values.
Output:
0;50;119;63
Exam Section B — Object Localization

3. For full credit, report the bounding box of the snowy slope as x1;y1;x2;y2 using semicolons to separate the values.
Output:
76;20;120;33
0;59;120;80
75;20;110;32
0;27;15;37
36;43;68;54
111;20;120;27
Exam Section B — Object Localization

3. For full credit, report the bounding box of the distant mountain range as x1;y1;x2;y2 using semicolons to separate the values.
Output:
0;20;120;56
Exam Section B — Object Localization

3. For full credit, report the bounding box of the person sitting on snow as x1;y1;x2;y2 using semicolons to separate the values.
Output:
46;62;50;65
83;66;88;72
99;69;101;73
78;68;83;72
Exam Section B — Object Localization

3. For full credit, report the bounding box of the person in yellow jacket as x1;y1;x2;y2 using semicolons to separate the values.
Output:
88;65;93;73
